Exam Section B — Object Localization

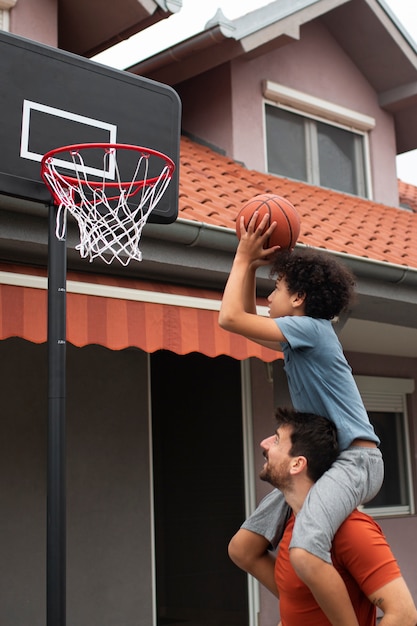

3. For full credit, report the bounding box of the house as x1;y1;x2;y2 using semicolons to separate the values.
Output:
0;1;417;625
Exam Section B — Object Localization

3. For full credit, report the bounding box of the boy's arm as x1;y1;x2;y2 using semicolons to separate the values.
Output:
219;213;284;347
241;265;286;350
369;577;417;625
241;261;257;315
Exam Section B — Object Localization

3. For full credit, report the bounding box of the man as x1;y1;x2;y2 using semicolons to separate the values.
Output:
229;408;417;626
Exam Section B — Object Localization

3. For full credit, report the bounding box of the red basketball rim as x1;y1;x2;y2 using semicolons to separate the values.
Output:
41;142;175;188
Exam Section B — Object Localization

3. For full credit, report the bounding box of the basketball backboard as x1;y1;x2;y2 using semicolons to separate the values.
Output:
0;31;180;223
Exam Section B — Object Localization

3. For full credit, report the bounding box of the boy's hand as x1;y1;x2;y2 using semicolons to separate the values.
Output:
236;211;281;266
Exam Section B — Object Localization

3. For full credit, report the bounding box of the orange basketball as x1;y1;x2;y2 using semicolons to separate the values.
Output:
235;193;300;250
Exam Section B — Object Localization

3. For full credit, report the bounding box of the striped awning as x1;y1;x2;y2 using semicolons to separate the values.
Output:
0;264;280;362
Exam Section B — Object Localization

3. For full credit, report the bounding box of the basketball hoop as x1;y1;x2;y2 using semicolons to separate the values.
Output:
41;142;175;265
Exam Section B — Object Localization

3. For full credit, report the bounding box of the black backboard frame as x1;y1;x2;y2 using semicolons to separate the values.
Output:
0;31;181;223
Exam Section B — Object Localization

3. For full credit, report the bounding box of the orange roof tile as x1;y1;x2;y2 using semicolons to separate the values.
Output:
179;136;417;269
398;179;417;213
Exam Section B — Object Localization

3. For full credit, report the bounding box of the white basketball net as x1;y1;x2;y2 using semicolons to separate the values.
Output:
41;145;174;266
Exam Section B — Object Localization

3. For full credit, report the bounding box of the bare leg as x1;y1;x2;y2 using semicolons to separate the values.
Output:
290;548;359;626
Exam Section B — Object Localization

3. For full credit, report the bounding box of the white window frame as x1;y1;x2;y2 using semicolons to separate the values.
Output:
0;0;17;32
262;80;375;199
0;10;10;30
355;375;415;517
240;360;260;626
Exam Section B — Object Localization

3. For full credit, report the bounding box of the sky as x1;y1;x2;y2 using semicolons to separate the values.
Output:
93;0;417;185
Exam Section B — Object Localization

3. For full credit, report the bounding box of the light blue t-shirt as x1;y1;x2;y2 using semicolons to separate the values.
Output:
276;316;379;450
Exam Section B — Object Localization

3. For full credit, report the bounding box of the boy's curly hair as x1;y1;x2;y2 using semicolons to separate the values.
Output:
270;248;356;319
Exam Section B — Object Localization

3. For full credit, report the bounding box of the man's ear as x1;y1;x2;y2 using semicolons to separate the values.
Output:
289;456;307;475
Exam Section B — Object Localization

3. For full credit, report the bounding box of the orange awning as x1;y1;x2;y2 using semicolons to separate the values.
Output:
0;264;280;362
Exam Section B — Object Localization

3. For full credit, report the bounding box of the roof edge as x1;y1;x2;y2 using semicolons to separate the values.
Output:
127;23;231;75
154;0;182;13
376;0;417;54
127;0;341;76
144;218;417;287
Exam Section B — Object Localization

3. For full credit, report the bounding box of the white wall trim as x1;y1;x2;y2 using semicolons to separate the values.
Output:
355;375;415;517
240;360;260;626
0;0;17;9
0;269;270;316
263;80;376;131
355;375;415;397
0;8;10;30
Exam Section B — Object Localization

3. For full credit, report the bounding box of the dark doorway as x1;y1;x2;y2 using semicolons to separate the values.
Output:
151;351;248;626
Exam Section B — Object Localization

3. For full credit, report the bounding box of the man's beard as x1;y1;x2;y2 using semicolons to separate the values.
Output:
260;460;292;491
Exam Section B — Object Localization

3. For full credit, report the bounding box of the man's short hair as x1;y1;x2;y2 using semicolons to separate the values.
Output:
275;407;339;482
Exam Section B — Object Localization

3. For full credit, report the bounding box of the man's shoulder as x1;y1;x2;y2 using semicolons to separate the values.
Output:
332;510;389;567
334;510;382;544
340;509;379;526
332;510;401;595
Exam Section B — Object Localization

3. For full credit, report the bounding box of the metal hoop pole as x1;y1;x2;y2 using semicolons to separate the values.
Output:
47;203;67;626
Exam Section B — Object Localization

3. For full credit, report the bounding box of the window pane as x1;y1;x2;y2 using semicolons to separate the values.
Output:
363;411;409;508
265;105;307;181
317;121;363;194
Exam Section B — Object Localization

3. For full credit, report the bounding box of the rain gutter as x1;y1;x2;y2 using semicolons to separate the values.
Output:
126;23;233;76
144;217;417;288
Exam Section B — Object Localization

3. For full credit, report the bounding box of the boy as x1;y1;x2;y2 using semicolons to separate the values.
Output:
219;212;383;626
